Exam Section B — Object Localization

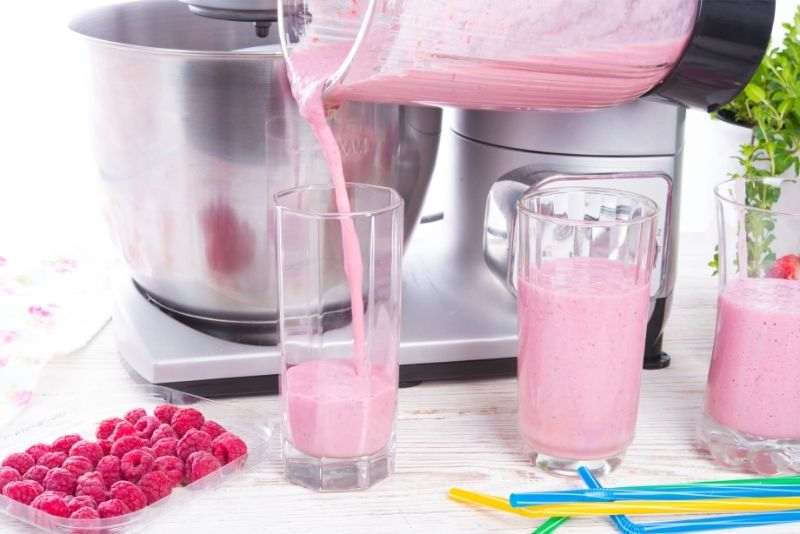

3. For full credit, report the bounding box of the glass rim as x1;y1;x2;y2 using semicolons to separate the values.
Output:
714;177;800;218
517;186;659;227
273;182;404;219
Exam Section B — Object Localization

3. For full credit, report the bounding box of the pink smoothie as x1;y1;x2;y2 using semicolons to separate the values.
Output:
284;359;397;458
705;278;800;439
517;257;650;460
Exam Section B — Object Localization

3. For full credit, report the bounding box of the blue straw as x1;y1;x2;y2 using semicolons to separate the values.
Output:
576;467;640;534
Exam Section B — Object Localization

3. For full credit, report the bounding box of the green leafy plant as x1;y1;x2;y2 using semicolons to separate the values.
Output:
709;7;800;275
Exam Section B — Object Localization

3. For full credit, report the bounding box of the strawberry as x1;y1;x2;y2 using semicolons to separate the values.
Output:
767;254;800;280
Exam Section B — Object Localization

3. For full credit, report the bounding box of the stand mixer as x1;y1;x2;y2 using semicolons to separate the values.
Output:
71;0;775;396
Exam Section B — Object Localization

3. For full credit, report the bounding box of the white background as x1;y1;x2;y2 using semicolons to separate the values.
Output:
0;0;797;254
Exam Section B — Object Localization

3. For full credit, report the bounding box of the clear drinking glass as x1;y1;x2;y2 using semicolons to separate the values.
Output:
699;178;800;474
274;183;403;491
514;187;658;476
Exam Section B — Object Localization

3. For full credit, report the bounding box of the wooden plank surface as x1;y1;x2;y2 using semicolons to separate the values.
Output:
1;233;788;533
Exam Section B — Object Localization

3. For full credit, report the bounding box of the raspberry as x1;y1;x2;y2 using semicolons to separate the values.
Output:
211;432;248;465
96;456;121;487
201;420;227;440
134;416;160;440
43;467;76;494
152;456;183;486
768;254;800;280
69;441;104;466
25;444;51;462
76;472;107;503
109;481;146;512
124;408;147;425
63;456;94;478
120;449;154;482
139;470;174;505
67;495;97;514
97;498;130;518
98;439;112;456
151;438;178;458
171;408;204;437
185;451;221;484
110;421;136;441
0;466;21;491
96;417;123;440
51;434;82;455
2;452;35;474
2;480;43;505
176;429;212;461
154;404;179;425
110;436;148;458
23;465;48;485
31;492;69;517
150;424;177;444
70;506;100;519
38;451;67;469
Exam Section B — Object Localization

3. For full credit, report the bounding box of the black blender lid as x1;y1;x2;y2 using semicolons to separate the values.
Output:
650;0;776;111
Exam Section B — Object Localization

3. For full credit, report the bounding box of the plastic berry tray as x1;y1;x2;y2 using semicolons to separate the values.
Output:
0;384;273;533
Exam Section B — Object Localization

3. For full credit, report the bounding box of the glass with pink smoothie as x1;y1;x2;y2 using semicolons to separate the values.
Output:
514;187;658;476
274;183;403;491
699;178;800;474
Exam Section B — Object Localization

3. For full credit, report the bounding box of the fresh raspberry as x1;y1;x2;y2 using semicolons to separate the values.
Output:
38;451;67;469
110;421;136;441
63;456;94;478
97;498;130;518
120;449;154;482
76;472;107;503
200;420;227;440
176;429;212;461
154;404;179;425
768;254;800;279
152;456;183;486
96;417;123;440
0;466;21;491
23;465;48;485
25;444;51;462
43;467;76;494
67;495;97;514
211;432;248;465
124;408;147;425
185;451;221;484
2;452;35;474
70;506;100;519
142;447;156;458
31;492;69;517
110;436;148;458
51;434;82;455
139;470;174;505
96;456;121;487
2;480;43;505
171;408;204;437
150;423;177;444
98;439;112;456
69;441;104;466
151;438;178;458
109;481;146;512
134;416;160;440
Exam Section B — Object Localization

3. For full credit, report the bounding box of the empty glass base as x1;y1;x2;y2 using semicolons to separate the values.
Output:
283;438;395;492
532;452;623;478
698;413;800;474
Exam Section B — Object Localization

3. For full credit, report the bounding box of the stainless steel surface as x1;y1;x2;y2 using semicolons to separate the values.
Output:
71;0;440;328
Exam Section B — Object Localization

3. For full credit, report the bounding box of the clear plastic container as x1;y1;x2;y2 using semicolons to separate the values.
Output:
0;385;273;533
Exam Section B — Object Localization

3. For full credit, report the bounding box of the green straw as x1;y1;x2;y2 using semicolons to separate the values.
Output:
531;475;800;533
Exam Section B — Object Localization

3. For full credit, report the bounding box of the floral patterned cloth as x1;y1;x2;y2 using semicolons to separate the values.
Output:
0;251;110;427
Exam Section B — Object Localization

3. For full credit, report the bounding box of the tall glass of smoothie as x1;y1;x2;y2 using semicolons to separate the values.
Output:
275;183;403;491
514;187;658;476
699;178;800;474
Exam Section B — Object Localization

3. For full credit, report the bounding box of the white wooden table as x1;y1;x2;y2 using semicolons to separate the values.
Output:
1;233;790;533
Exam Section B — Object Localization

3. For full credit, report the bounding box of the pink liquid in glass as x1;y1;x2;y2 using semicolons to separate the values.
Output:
517;257;650;460
705;278;800;439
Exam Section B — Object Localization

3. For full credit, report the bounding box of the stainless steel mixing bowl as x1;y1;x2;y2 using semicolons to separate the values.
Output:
70;0;440;339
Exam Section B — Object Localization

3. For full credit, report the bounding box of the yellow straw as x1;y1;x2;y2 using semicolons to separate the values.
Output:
448;487;800;518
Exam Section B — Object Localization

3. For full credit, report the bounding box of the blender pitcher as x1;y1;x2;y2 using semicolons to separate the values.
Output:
278;0;775;111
